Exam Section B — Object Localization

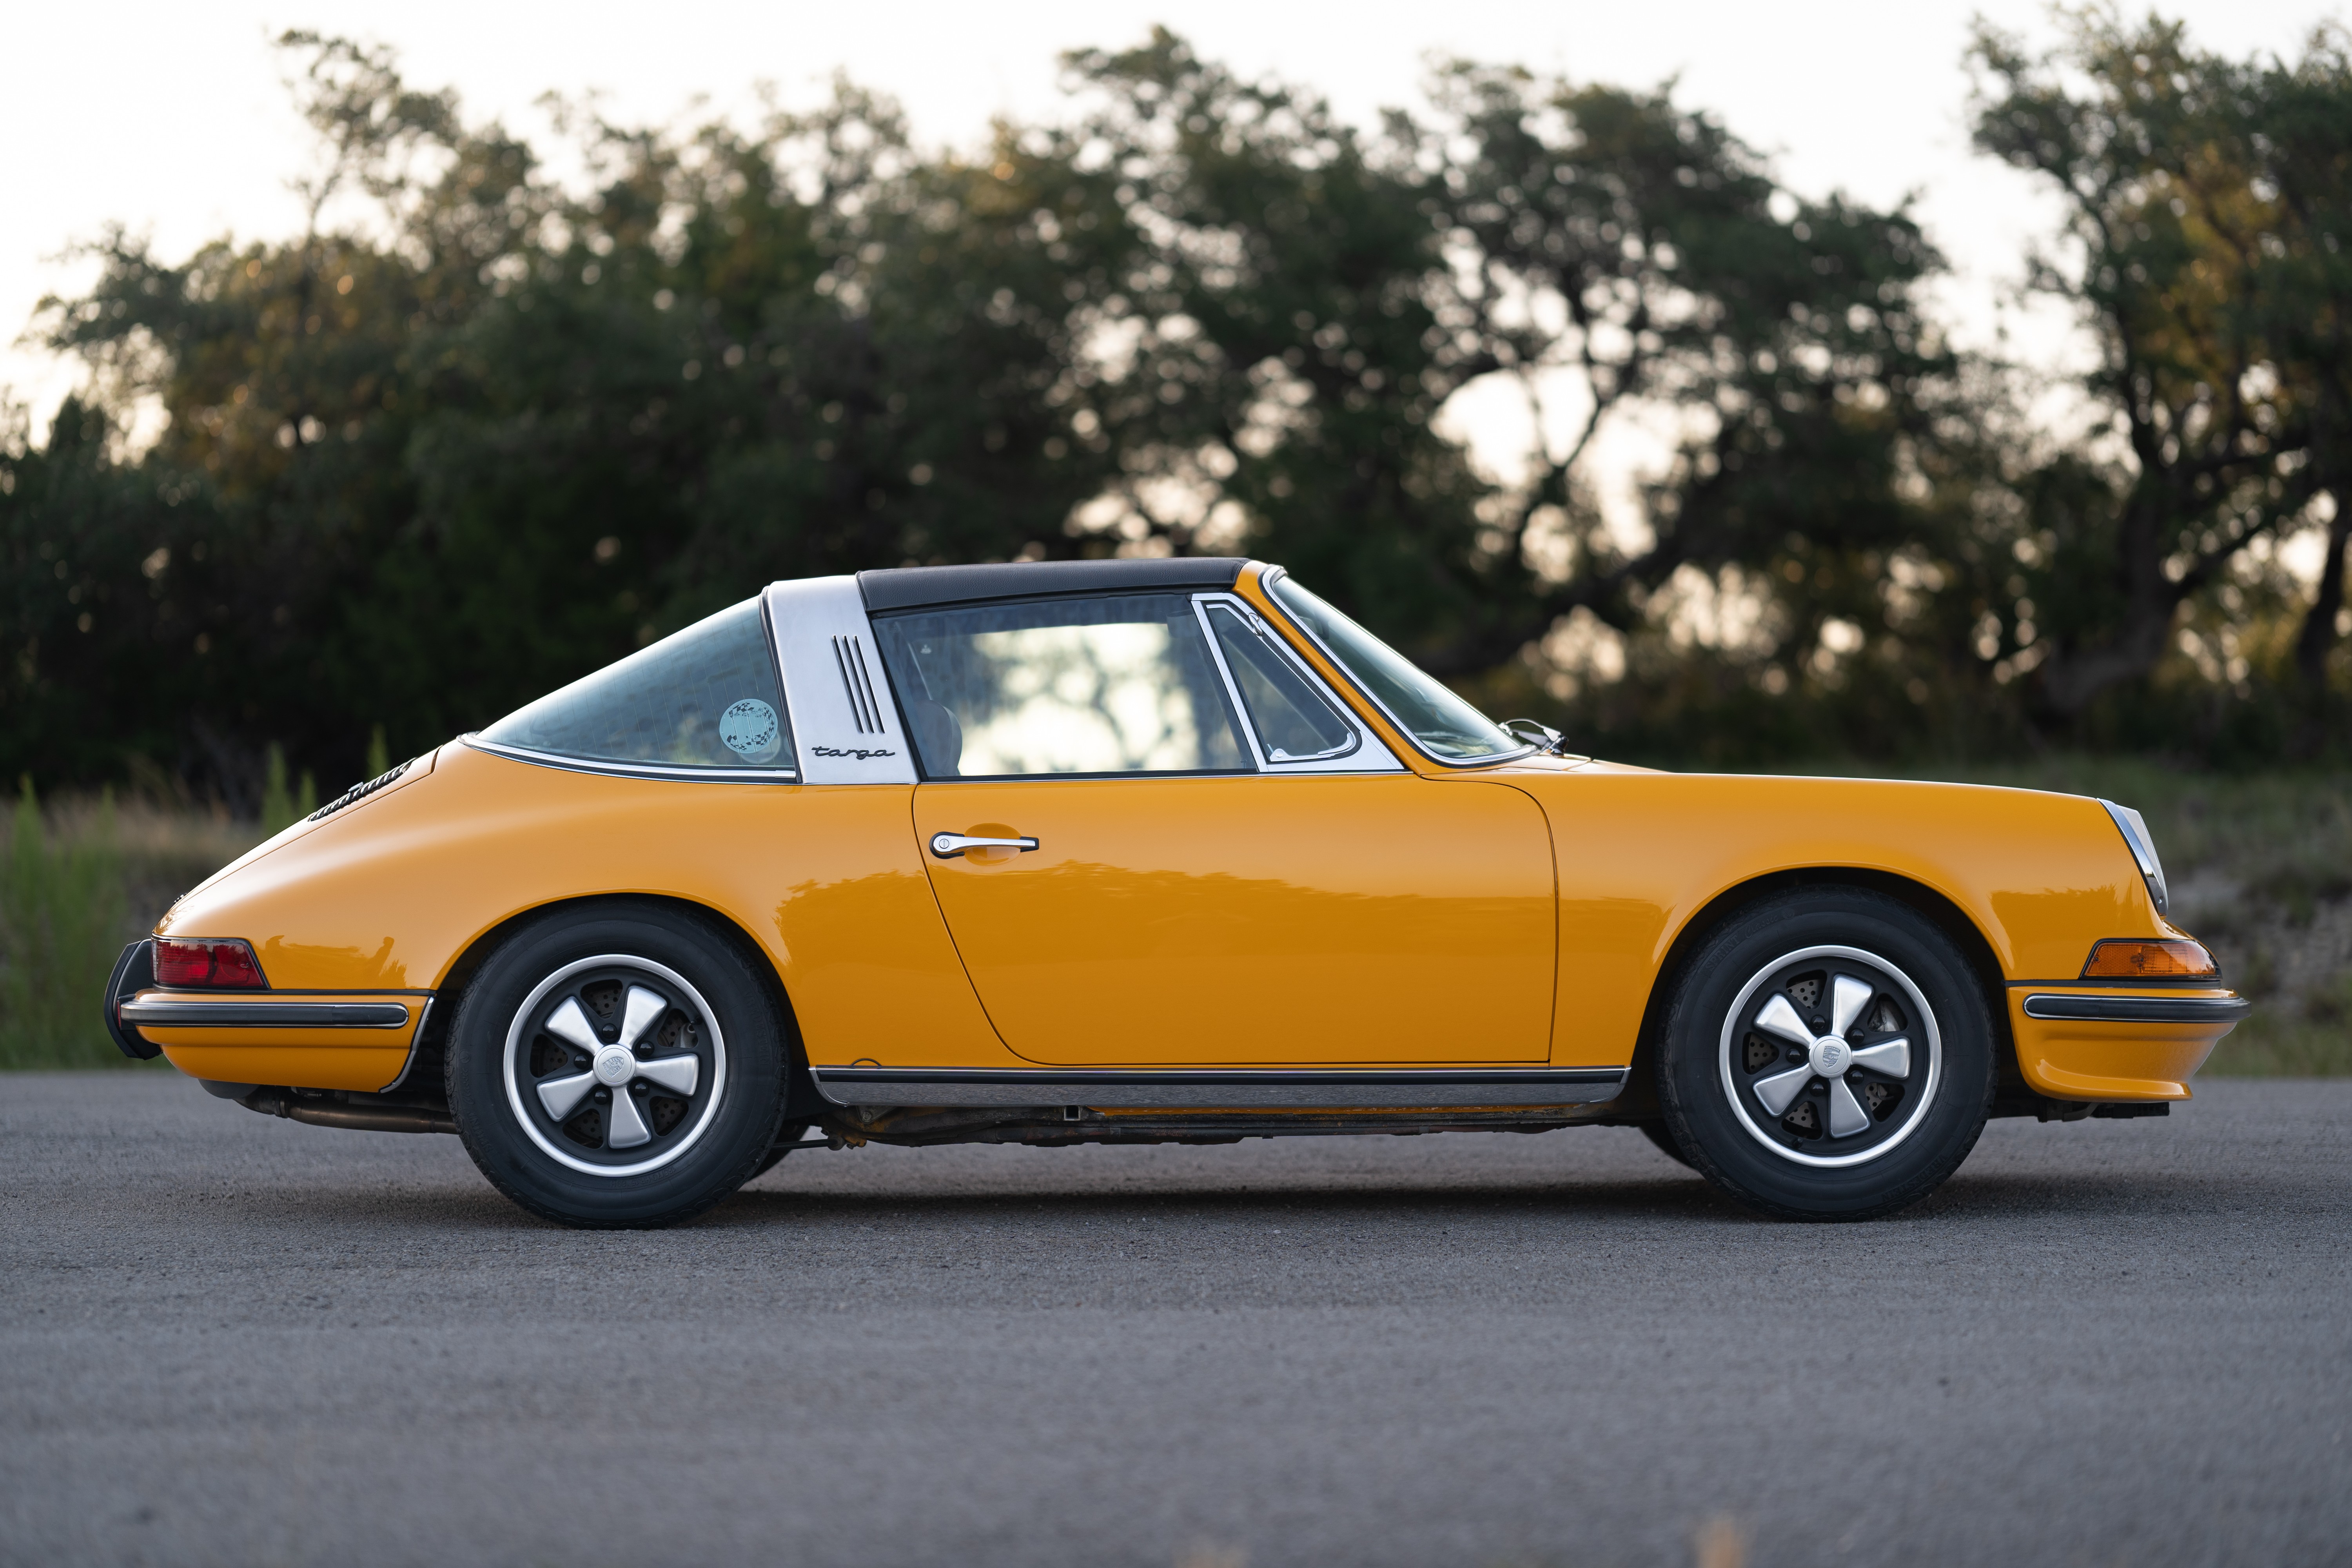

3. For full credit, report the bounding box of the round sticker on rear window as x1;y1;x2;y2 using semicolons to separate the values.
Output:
719;698;781;761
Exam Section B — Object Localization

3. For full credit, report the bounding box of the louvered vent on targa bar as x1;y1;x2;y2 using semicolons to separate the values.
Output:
831;635;886;734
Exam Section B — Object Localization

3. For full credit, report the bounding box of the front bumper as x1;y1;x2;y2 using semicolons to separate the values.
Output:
2008;986;2250;1102
2021;994;2252;1025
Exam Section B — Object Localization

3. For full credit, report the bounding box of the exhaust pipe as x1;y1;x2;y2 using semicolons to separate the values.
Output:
241;1089;456;1135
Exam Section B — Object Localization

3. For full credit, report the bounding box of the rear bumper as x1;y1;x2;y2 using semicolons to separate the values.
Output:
120;1000;412;1028
103;940;160;1060
123;985;434;1092
2008;986;2249;1102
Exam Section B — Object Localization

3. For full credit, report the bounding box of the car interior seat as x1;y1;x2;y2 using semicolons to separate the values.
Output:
904;697;963;777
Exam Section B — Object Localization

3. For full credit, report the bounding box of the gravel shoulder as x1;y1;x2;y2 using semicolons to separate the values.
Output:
2;1074;2347;1567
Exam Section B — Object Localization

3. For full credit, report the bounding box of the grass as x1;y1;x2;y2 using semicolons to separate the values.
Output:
0;787;260;1069
3;759;2344;1074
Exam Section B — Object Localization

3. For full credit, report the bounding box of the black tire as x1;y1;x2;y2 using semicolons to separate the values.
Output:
1655;887;1993;1221
1640;1122;1694;1167
445;901;789;1228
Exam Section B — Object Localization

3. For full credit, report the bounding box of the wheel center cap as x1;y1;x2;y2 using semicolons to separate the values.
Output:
1811;1036;1852;1077
592;1045;637;1087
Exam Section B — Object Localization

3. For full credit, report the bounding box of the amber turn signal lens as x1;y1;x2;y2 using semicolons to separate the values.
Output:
154;936;268;988
2081;938;2218;979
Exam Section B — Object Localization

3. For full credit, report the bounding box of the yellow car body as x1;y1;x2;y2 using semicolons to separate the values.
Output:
109;558;2246;1224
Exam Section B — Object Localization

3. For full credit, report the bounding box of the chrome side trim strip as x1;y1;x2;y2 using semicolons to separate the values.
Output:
121;1000;414;1029
2020;994;2251;1024
462;736;795;784
808;1065;1629;1108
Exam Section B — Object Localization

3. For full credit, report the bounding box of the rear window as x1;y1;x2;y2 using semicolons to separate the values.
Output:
479;598;792;771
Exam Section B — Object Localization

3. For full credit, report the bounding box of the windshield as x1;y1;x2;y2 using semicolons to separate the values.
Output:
1265;575;1525;762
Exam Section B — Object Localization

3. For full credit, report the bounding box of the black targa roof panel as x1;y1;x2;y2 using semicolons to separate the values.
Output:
856;558;1248;613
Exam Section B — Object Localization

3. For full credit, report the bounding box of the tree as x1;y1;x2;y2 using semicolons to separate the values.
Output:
1050;31;1962;754
15;22;2336;798
27;34;1142;790
1968;13;2342;718
2241;28;2352;691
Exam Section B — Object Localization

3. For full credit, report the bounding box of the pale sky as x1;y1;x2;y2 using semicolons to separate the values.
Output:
5;0;2340;468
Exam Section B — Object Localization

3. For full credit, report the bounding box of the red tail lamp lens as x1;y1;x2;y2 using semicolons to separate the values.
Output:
154;938;268;989
2082;938;2218;980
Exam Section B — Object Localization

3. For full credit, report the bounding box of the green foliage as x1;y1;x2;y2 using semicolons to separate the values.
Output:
1;19;2348;800
2219;971;2352;1076
257;744;316;835
364;723;389;781
1968;15;2352;733
0;781;130;1068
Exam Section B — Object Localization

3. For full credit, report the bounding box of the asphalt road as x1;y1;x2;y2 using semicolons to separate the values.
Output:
2;1074;2347;1568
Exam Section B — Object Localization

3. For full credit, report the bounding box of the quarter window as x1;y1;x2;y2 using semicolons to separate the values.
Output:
479;598;792;771
1266;575;1525;762
872;593;1248;778
1203;603;1357;761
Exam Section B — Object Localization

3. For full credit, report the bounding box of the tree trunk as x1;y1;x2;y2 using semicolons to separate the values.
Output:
2040;482;2180;715
2294;490;2350;688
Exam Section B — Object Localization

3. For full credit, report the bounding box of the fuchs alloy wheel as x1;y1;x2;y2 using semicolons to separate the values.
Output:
446;902;788;1228
504;955;724;1174
1656;888;1993;1221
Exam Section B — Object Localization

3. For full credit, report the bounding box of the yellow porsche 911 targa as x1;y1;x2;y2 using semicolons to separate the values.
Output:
104;559;2248;1227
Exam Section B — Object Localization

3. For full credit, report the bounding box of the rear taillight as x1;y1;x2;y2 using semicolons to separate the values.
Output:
154;937;269;988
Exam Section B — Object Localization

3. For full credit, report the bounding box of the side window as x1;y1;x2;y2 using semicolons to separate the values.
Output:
872;593;1249;778
479;598;792;771
1203;603;1357;762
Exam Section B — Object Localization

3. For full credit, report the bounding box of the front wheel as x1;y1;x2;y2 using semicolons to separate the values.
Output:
445;901;788;1228
1656;888;1993;1221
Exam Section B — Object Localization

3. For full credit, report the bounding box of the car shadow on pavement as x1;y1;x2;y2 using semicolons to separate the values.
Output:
710;1174;1743;1228
138;1160;2288;1235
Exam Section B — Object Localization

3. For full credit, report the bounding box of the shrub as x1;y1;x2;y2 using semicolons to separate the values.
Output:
0;782;132;1068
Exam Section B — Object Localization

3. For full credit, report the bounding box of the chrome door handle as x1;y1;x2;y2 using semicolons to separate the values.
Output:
929;832;1040;859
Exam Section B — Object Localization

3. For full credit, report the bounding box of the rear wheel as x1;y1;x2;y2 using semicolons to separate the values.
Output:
1656;887;1993;1220
446;902;788;1228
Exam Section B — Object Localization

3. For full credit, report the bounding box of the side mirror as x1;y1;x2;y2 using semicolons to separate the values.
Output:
1499;717;1570;755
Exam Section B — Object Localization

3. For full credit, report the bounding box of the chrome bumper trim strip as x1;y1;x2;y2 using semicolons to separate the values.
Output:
120;1000;414;1029
808;1065;1630;1109
2020;995;2251;1024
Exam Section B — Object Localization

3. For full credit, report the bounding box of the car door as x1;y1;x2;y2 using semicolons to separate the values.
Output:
871;590;1556;1065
